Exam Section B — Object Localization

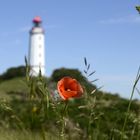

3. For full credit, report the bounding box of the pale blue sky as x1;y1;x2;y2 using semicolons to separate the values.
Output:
0;0;140;99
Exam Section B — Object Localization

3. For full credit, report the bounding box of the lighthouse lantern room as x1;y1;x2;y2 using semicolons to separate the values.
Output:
28;16;45;76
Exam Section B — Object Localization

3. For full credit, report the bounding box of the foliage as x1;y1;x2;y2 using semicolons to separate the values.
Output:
0;66;25;81
51;67;86;82
136;6;140;14
0;66;140;140
0;128;57;140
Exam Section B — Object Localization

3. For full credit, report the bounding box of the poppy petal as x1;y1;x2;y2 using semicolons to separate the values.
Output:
57;77;84;100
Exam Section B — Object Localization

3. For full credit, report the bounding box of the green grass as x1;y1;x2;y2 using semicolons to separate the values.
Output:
0;66;140;140
0;129;57;140
0;77;28;99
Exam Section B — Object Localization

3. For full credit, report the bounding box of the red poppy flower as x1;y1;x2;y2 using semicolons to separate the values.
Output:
57;77;84;100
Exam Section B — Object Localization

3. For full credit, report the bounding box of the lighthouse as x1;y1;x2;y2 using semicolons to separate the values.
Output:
28;16;45;76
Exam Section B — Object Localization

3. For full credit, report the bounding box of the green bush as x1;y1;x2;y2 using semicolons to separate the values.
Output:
51;68;86;82
0;66;25;81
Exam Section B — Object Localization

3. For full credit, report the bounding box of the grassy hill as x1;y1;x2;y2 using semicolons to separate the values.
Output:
0;77;28;100
0;66;140;140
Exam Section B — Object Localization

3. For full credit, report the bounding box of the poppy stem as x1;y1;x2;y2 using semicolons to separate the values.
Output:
62;101;68;117
60;101;69;139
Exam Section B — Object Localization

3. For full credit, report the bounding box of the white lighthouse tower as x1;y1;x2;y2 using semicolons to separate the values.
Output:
28;16;45;76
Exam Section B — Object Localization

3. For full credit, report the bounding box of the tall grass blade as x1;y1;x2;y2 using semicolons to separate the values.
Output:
84;70;87;74
120;66;140;140
84;57;87;67
91;79;99;83
87;64;90;70
88;71;96;77
136;87;140;96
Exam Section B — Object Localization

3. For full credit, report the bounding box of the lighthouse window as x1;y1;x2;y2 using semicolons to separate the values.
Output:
39;45;42;48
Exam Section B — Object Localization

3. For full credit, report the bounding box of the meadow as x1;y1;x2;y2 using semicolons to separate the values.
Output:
0;62;140;140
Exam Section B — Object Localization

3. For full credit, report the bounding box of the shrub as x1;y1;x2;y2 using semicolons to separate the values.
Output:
0;66;25;81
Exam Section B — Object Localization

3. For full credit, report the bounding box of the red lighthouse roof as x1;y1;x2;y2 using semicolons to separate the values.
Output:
33;16;42;23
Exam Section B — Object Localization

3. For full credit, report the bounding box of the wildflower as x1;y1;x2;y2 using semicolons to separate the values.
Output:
57;77;83;100
32;106;38;113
